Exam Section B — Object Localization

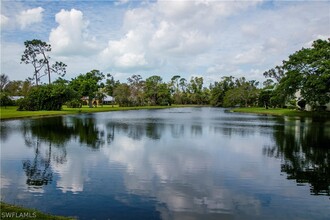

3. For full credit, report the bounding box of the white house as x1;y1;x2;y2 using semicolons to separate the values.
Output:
81;94;115;106
9;96;24;101
295;90;330;111
103;95;115;104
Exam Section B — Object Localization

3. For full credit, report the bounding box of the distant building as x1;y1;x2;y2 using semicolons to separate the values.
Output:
295;90;330;111
9;96;24;101
81;94;115;106
103;95;114;104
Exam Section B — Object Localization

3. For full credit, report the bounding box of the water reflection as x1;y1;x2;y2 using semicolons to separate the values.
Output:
72;117;106;148
21;116;105;148
1;108;329;219
21;117;74;147
0;123;10;142
22;142;52;186
18;116;105;191
263;117;330;196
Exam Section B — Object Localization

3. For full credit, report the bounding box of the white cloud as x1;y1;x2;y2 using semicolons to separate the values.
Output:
304;34;329;48
241;25;259;39
100;0;260;73
0;14;9;27
100;120;273;216
100;29;151;70
97;0;328;81
115;0;130;6
16;7;44;29
0;42;34;80
150;22;213;56
1;1;329;83
116;53;147;68
157;0;262;21
262;37;286;54
52;143;100;194
234;47;264;65
49;9;98;56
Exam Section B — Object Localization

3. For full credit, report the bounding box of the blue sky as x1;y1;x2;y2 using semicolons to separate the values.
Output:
1;0;329;85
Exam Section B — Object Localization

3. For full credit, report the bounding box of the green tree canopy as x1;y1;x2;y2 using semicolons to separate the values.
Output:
113;83;131;107
265;39;330;110
17;83;76;111
144;75;163;105
70;70;105;108
188;77;204;104
127;74;145;106
105;73;120;97
223;77;259;107
210;76;235;107
21;39;66;85
3;80;32;96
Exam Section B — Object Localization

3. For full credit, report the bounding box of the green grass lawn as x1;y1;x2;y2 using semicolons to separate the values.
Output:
2;105;329;120
0;104;201;120
0;106;73;119
232;107;330;117
0;202;75;220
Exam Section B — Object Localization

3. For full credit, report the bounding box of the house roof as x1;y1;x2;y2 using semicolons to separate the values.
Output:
103;95;114;102
81;95;114;101
9;96;24;101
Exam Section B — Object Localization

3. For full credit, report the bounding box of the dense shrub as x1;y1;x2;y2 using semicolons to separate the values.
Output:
17;84;76;111
16;98;31;110
0;93;14;107
258;90;272;108
66;99;82;108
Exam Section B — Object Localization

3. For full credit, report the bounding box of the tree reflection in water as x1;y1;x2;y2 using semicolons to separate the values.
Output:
71;117;105;149
21;116;109;187
20;114;330;196
263;117;330;196
106;120;166;140
22;141;52;186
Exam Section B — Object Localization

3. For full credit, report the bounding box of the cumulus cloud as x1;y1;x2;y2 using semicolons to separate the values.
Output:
1;1;329;83
100;30;150;70
100;0;260;73
16;7;44;29
49;9;98;56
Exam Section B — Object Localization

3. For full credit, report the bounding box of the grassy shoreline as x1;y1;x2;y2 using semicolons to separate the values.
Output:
0;104;203;120
231;107;330;117
0;202;75;220
2;106;329;120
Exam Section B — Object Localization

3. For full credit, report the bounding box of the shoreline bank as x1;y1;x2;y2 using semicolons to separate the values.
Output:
0;202;75;220
2;106;329;120
231;107;330;117
0;105;204;120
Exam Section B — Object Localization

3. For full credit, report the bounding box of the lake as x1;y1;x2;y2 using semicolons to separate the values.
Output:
1;107;329;220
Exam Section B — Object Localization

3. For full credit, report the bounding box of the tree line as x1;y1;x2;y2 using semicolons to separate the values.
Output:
0;38;329;111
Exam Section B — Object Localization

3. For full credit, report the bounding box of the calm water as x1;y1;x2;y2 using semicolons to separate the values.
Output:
1;107;329;220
